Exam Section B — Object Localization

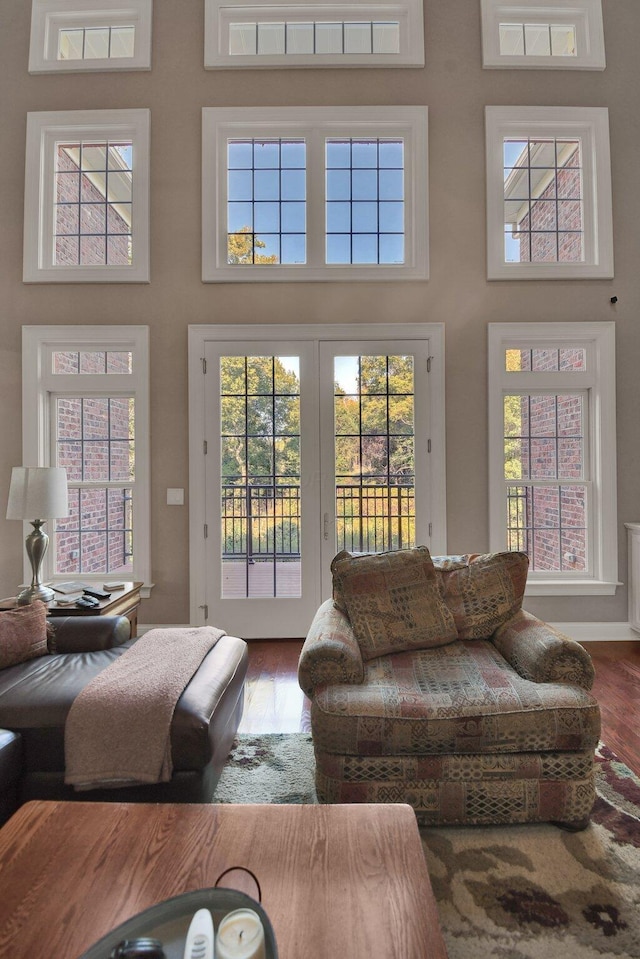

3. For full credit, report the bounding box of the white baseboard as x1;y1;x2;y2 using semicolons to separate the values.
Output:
549;622;640;643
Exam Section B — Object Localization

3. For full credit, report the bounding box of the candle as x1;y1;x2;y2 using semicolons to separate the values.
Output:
215;908;266;959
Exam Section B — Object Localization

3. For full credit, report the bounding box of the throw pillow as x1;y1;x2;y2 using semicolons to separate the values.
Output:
435;551;529;639
0;600;50;669
331;547;458;660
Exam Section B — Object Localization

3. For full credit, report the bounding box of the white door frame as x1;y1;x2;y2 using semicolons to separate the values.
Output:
188;323;447;628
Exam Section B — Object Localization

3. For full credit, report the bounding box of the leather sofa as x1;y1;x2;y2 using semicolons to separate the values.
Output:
0;614;248;819
299;548;601;828
0;730;22;824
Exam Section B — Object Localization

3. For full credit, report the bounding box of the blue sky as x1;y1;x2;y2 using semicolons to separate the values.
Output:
227;138;405;265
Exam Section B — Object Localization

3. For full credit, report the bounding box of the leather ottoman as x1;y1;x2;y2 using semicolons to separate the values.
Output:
0;616;248;805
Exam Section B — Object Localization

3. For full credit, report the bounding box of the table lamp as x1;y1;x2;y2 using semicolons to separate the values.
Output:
6;466;69;605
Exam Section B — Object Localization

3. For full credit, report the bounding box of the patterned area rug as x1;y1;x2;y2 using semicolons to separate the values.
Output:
214;736;640;958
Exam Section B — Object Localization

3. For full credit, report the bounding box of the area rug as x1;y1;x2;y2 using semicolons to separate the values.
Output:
214;735;640;957
214;732;317;804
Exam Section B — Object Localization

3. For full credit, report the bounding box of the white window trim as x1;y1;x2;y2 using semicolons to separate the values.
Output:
188;322;446;624
488;321;618;596
21;325;152;595
202;105;429;282
204;0;424;68
480;0;605;70
29;0;153;73
23;109;150;284
485;106;613;280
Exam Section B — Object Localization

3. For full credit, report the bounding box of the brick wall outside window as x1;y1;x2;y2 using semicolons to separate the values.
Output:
514;164;583;264
53;348;134;574
507;347;586;571
55;147;130;267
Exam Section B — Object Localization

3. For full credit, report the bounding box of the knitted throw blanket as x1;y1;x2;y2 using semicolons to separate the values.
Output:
64;625;225;790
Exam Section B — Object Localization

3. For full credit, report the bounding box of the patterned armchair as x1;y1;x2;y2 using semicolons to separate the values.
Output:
298;549;601;828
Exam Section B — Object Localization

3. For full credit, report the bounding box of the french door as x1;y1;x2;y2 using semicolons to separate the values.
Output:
191;325;444;638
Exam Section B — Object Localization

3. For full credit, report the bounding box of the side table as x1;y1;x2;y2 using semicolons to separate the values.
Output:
0;581;143;637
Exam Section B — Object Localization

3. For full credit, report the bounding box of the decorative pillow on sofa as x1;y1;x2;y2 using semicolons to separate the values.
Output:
331;547;458;660
0;600;50;669
433;551;529;640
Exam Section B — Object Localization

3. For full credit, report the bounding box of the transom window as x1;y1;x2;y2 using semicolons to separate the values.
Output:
485;107;613;280
499;23;577;59
29;0;153;73
24;109;150;283
480;0;605;70
52;350;134;373
205;0;424;68
488;323;618;596
58;25;136;61
228;20;400;57
203;106;428;282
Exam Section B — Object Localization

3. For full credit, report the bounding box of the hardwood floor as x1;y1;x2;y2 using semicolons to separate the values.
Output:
239;639;640;775
238;641;311;736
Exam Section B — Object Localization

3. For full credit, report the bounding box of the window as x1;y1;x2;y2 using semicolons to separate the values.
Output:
21;327;151;592
204;0;424;68
29;0;152;73
202;106;429;282
480;0;605;69
24;109;150;283
485;106;613;280
488;322;617;596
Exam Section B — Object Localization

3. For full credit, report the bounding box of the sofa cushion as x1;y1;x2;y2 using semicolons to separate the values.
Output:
310;638;601;757
330;548;458;661
0;601;49;669
433;551;529;639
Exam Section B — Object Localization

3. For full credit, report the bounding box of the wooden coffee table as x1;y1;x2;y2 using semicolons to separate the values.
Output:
0;801;447;959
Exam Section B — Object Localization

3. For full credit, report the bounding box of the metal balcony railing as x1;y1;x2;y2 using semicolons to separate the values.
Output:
222;482;415;559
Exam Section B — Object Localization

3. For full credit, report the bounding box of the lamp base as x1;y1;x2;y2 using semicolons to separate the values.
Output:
18;519;54;606
17;584;55;606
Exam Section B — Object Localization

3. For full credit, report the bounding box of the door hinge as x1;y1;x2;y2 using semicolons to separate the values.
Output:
204;523;208;539
199;604;209;621
429;522;433;538
201;357;207;374
427;356;433;373
203;440;208;455
427;438;432;453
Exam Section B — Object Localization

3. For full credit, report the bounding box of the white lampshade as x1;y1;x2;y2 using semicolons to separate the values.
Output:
6;467;69;521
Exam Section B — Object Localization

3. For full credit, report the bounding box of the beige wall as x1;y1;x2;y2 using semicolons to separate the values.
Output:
1;0;638;628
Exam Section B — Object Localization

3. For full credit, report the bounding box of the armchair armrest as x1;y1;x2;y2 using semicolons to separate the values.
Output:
49;615;131;653
492;609;595;691
298;599;364;697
